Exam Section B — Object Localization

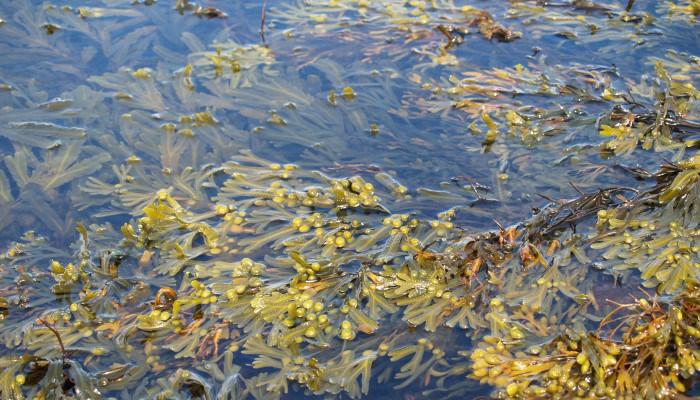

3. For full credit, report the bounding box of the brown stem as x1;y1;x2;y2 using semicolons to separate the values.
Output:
260;0;267;46
38;318;66;366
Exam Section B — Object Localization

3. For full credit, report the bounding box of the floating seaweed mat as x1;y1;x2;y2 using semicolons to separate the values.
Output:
0;146;697;398
0;0;697;398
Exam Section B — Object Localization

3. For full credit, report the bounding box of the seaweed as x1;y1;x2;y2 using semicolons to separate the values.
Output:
0;0;698;398
469;282;700;398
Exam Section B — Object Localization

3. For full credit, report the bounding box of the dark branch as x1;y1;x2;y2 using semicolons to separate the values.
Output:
260;0;268;45
38;318;66;366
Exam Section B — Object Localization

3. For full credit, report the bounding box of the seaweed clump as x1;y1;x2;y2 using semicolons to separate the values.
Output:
470;283;700;398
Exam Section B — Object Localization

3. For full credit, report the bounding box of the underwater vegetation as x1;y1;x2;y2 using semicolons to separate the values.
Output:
0;0;698;399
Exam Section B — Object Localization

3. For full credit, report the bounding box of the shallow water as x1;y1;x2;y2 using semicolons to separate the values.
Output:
0;0;698;399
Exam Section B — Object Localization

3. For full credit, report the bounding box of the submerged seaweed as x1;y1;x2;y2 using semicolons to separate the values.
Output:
0;0;698;399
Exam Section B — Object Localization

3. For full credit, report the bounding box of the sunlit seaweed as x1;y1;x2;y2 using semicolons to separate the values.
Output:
469;282;700;398
0;0;698;398
597;59;700;157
